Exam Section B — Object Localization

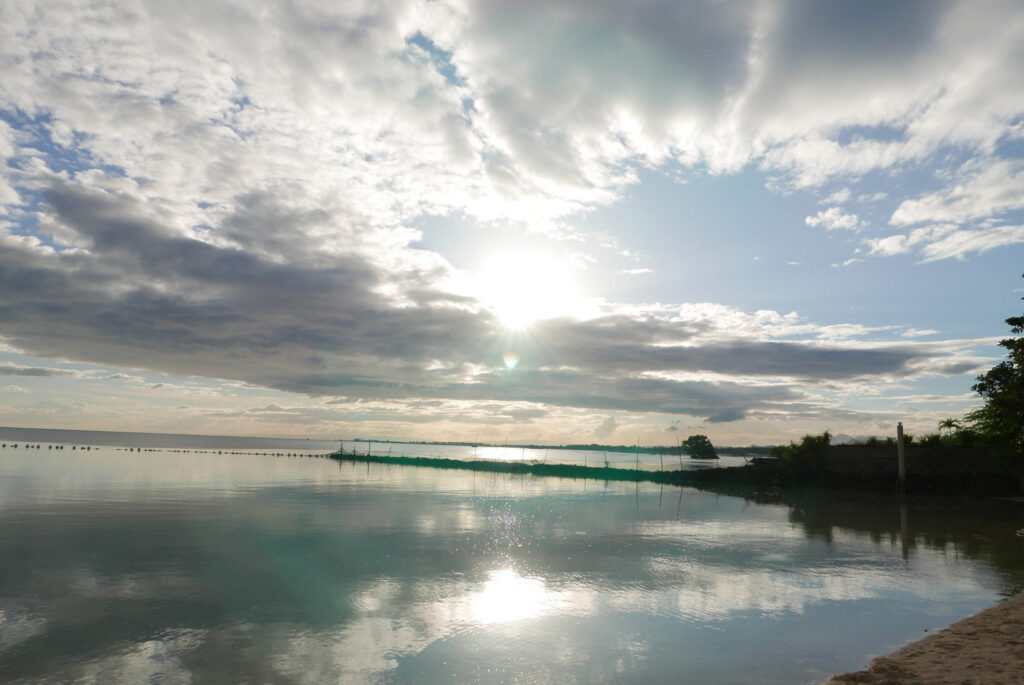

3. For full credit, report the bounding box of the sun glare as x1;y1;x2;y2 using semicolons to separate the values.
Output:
476;249;581;329
470;569;551;624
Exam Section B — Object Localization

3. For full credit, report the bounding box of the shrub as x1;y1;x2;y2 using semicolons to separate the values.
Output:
773;431;832;470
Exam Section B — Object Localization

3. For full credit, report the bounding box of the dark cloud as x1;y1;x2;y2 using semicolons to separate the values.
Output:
770;1;948;69
931;361;987;376
706;408;746;423
532;318;928;379
0;180;974;423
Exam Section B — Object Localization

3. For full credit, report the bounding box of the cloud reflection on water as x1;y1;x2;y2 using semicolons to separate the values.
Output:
1;452;1022;683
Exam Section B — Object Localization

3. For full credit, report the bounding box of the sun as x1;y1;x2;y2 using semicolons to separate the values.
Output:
475;249;582;329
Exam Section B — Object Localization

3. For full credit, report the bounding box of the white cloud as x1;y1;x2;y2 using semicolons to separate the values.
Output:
865;224;957;257
867;223;1024;261
3;1;1023;238
891;160;1024;226
805;206;861;231
918;224;1024;262
821;187;851;204
0;120;20;208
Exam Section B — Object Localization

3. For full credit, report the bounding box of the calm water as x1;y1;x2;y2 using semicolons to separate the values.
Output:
2;442;1023;683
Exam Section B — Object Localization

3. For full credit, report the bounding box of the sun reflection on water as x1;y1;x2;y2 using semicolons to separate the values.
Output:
470;569;551;624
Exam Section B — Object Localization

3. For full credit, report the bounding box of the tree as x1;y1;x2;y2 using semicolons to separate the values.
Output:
938;417;960;437
967;280;1024;454
682;434;718;459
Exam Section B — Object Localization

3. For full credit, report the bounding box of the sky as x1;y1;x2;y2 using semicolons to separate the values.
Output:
1;0;1023;446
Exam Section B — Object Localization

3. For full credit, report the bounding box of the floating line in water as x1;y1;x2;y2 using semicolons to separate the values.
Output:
328;451;697;486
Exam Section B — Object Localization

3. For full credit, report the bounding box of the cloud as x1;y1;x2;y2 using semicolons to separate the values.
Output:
861;160;1024;261
0;0;1019;438
821;188;851;205
891;160;1024;227
593;416;618;439
918;224;1024;262
0;363;77;377
867;223;1024;261
706;408;746;423
0;171;992;426
2;0;1022;225
805;207;860;232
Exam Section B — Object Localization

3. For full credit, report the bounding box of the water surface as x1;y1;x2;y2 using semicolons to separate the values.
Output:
1;444;1022;683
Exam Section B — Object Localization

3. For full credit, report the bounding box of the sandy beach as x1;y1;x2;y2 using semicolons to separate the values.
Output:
828;591;1024;684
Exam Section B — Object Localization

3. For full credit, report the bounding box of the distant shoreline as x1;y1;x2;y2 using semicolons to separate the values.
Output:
0;426;769;455
0;426;338;450
347;436;772;456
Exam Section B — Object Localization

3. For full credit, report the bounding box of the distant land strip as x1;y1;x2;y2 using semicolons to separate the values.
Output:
346;438;772;456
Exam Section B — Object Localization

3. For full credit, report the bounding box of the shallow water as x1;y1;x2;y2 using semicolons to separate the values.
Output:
1;444;1022;683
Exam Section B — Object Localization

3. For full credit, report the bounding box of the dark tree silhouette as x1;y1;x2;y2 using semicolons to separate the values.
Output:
938;417;960;436
683;434;718;459
968;283;1024;454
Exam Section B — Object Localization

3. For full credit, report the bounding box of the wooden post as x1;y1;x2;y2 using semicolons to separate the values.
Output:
897;422;906;493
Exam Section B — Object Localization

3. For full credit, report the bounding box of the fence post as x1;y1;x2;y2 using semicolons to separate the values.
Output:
897;422;906;493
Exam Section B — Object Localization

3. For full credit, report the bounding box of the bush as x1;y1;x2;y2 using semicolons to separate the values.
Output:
772;431;832;470
949;427;983;448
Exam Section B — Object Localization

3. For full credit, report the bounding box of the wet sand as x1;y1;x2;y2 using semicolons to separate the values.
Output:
828;592;1024;684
